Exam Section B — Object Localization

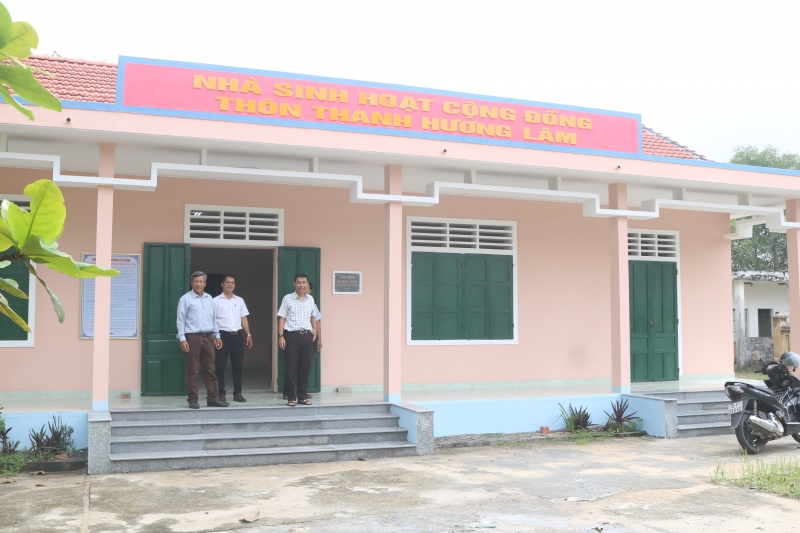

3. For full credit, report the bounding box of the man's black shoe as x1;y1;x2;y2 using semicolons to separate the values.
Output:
188;401;200;409
207;399;230;407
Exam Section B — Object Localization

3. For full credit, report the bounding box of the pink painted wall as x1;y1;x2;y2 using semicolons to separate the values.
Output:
0;168;732;394
631;210;733;376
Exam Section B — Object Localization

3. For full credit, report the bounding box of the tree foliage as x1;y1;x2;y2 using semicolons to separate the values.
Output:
730;145;799;272
0;1;61;120
0;180;119;331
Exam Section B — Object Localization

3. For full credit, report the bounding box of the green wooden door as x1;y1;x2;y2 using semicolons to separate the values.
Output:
629;261;678;382
411;251;513;340
277;247;321;393
0;251;29;341
141;243;191;396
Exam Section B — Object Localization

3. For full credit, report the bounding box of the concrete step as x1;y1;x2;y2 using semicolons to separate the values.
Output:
645;389;729;401
109;402;391;422
677;409;731;425
110;426;409;453
676;399;731;414
110;413;401;437
108;441;419;472
677;421;734;437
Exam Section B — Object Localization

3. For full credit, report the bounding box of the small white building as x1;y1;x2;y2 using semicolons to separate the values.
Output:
732;271;789;339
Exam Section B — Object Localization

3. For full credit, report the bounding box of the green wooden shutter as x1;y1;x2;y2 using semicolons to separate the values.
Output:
629;261;650;382
434;253;463;340
651;262;678;381
411;252;435;340
141;243;191;396
0;252;30;341
465;255;489;339
277;247;321;393
413;252;513;341
487;255;513;339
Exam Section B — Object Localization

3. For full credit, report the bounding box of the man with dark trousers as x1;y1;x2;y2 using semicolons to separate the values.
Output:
277;273;318;406
177;271;229;409
213;274;253;403
282;280;321;400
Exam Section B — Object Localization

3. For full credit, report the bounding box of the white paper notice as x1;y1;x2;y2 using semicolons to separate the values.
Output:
81;254;140;339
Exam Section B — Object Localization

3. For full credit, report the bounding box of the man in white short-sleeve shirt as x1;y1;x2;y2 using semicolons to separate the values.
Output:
277;273;317;406
214;274;253;403
283;280;322;400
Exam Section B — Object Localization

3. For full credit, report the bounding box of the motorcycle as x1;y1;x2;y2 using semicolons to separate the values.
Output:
724;351;800;454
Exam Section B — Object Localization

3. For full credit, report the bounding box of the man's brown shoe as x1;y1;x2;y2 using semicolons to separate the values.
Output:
233;393;247;402
218;393;226;403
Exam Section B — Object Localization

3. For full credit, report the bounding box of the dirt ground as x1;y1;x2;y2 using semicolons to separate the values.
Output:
2;434;799;533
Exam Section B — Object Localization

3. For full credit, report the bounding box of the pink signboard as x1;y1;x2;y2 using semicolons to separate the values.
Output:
119;57;641;155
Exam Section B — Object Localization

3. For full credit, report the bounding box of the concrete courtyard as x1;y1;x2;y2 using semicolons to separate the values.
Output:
2;433;799;533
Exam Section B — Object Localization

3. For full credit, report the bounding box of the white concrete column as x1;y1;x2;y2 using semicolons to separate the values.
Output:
733;280;746;366
787;199;800;354
384;164;403;402
609;183;630;393
92;143;114;411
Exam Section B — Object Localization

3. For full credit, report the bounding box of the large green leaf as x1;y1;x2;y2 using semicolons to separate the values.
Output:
3;199;31;248
0;292;30;332
0;64;61;112
22;179;65;245
0;3;11;50
0;21;38;59
0;82;32;120
25;259;63;323
0;200;17;251
0;274;26;298
20;235;119;278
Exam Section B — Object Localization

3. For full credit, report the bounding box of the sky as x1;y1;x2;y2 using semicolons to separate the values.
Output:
6;0;800;162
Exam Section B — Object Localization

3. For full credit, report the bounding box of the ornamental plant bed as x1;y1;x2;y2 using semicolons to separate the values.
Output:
435;429;647;449
20;449;87;473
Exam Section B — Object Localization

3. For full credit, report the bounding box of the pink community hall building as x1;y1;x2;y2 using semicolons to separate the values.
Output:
3;55;800;472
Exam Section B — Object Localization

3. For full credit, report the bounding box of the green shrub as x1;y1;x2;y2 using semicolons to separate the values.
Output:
556;403;591;432
0;453;25;476
28;416;74;458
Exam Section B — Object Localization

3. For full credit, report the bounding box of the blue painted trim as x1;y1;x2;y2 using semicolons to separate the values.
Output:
612;385;631;394
384;393;402;403
92;400;109;411
118;56;641;119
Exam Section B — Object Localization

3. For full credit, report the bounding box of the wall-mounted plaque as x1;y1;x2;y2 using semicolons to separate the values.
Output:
332;271;361;295
81;253;141;339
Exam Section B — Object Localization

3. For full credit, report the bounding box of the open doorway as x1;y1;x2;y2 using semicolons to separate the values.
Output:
190;247;274;392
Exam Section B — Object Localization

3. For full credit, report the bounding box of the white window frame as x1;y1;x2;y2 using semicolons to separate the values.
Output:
184;204;284;246
406;216;518;346
0;194;35;347
628;228;683;376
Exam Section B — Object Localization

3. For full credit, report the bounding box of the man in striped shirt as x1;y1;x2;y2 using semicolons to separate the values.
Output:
277;273;318;406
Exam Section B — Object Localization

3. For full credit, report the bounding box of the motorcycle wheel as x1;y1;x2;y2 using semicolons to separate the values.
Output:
735;413;767;455
792;434;800;444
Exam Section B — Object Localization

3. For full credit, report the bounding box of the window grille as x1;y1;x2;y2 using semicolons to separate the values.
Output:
628;231;678;259
184;204;284;246
409;218;515;253
0;195;31;211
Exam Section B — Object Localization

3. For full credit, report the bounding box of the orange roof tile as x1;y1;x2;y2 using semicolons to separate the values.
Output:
16;56;710;161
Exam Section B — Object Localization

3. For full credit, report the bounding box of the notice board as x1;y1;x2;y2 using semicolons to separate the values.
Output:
80;253;140;339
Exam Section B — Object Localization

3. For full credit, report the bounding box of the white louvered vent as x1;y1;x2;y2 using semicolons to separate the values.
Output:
628;231;678;259
1;195;31;211
184;204;284;246
409;218;515;252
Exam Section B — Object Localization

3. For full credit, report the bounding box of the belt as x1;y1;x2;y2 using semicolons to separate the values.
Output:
286;329;311;335
185;332;214;337
220;330;242;335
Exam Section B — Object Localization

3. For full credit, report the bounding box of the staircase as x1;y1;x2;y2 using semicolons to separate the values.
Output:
644;389;734;438
107;402;418;472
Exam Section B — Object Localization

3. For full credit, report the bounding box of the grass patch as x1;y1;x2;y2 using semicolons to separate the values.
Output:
734;364;766;381
712;455;800;499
